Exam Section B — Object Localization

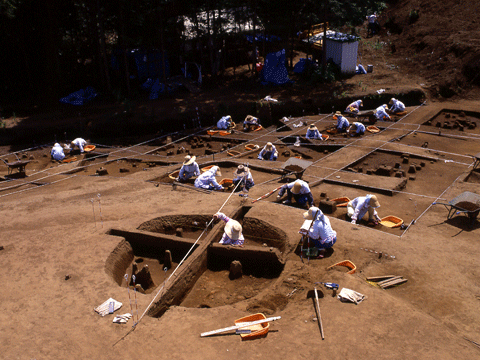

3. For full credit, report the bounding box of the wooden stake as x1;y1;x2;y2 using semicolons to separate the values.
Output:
314;287;324;340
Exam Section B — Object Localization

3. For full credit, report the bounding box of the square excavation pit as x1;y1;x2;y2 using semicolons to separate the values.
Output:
423;109;480;134
106;209;286;317
396;130;480;155
342;149;468;197
151;160;287;185
64;157;165;176
148;135;246;158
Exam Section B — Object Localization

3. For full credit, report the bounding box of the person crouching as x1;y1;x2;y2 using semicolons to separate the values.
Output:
277;179;313;208
177;155;200;182
233;165;255;191
257;142;278;161
303;207;337;257
347;194;381;225
306;124;324;140
194;165;223;190
214;212;244;246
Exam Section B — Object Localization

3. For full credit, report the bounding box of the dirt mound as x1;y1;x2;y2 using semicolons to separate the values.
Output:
378;0;480;98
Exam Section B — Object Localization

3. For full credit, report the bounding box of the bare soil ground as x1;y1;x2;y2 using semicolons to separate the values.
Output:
1;9;480;360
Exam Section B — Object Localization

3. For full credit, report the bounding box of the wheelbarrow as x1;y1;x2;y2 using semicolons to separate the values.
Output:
433;191;480;225
281;157;313;180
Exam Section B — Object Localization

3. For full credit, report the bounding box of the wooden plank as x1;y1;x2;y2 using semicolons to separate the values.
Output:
380;278;408;289
200;316;281;337
377;276;403;286
366;275;396;282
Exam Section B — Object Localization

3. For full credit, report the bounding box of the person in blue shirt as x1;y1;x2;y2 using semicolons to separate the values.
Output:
217;115;234;130
334;111;350;133
277;180;314;208
345;100;363;116
375;104;391;121
348;122;366;136
347;194;381;225
233;165;255;191
306;124;324;140
243;115;260;131
177;155;200;182
258;142;278;161
214;212;244;246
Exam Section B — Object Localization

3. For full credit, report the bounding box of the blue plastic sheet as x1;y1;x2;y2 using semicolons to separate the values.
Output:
293;58;315;73
59;87;98;106
261;49;292;85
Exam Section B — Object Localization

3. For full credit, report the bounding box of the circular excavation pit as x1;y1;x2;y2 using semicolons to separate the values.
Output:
106;212;287;317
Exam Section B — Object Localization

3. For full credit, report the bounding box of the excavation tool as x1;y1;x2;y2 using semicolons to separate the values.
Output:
251;185;283;203
315;282;339;290
201;316;281;337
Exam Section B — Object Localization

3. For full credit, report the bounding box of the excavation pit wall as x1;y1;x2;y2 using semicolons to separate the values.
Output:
424;109;480;134
105;209;286;318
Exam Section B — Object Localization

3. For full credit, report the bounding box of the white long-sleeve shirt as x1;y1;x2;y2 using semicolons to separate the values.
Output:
306;128;323;140
51;143;65;161
336;116;350;130
346;100;362;112
350;195;378;222
309;213;337;244
179;162;200;179
352;122;366;134
71;138;87;152
258;144;278;160
194;169;223;190
375;105;390;121
217;116;231;130
390;99;405;113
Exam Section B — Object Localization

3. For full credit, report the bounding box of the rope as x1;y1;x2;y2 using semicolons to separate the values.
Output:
133;177;244;328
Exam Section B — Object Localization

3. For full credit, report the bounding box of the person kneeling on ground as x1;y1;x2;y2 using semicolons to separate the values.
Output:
347;122;366;136
194;165;223;191
51;143;66;161
177;155;200;182
277;179;314;209
375;104;391;121
217;115;235;130
347;194;381;225
258;142;278;161
303;207;337;257
306;124;324;140
334;111;350;133
70;138;87;153
388;98;405;114
243;115;260;131
345;100;363;116
214;212;244;246
233;165;255;191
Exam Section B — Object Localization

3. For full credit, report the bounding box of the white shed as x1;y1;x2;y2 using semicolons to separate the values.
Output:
325;32;359;74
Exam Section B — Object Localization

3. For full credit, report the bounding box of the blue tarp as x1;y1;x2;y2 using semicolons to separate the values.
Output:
293;58;315;73
59;87;98;106
260;49;292;85
245;34;282;43
111;49;170;82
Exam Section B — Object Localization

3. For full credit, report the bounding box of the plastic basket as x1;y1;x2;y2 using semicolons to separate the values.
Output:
84;145;96;152
234;313;269;340
327;260;356;274
380;215;403;228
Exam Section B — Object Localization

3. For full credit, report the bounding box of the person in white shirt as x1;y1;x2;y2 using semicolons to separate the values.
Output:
347;194;382;225
374;104;391;121
258;142;278;161
348;122;366;136
277;179;313;208
345;100;363;115
306;124;323;140
70;138;87;153
366;12;380;36
217;115;234;130
334;111;350;132
243;115;260;131
388;98;405;113
233;165;255;191
302;207;337;256
177;155;200;182
51;143;65;161
194;166;223;190
213;212;244;246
